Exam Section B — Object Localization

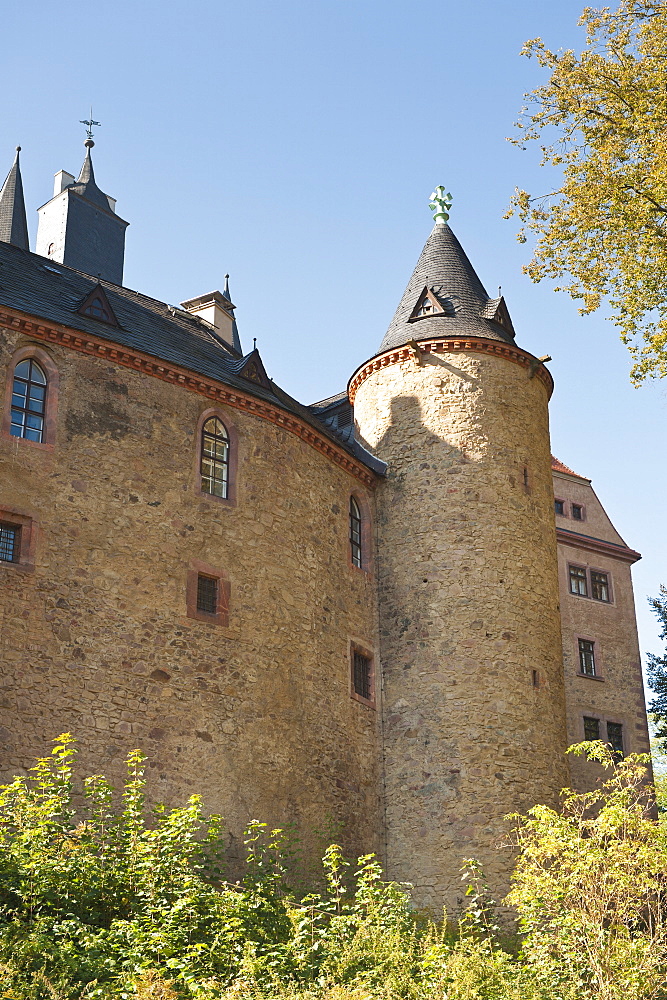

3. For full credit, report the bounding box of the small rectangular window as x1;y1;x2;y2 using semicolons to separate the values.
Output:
571;504;583;520
607;722;624;756
554;499;565;516
196;574;218;615
0;523;19;563
584;716;600;741
569;565;588;596
591;571;610;602
353;650;372;701
578;638;596;676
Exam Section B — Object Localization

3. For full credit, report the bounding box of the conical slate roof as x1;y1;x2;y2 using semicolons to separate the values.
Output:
68;142;114;211
379;222;515;353
0;147;29;250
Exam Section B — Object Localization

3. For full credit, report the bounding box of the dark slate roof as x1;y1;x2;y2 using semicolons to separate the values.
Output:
0;148;29;251
67;143;118;214
379;222;516;353
0;240;381;476
307;391;387;476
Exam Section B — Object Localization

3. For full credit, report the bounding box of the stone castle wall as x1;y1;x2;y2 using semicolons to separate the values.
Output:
352;345;570;914
0;326;382;867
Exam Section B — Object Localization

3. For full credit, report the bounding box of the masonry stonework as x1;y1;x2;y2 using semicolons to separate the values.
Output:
352;346;570;912
0;326;382;867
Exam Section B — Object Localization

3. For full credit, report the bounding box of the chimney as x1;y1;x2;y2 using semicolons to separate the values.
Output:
53;170;75;196
180;290;237;349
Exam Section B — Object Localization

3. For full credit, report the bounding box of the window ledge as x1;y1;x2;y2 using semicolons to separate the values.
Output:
576;672;605;682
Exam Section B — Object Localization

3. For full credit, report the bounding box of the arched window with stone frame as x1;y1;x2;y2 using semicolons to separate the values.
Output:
349;495;363;568
2;346;59;449
195;408;238;506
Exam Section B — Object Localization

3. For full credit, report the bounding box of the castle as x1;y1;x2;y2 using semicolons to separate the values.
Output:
0;142;651;912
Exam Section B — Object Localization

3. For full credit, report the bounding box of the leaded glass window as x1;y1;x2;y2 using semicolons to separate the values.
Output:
350;496;362;568
10;359;47;443
201;417;229;498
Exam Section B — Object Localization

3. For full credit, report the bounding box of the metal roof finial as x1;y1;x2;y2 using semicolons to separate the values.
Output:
80;107;101;147
429;186;453;225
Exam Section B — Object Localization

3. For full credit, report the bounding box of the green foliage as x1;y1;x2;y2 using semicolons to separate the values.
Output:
507;742;667;1000
2;737;667;999
648;586;667;737
506;2;667;382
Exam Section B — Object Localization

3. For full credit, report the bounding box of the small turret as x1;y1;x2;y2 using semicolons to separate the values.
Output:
0;147;29;251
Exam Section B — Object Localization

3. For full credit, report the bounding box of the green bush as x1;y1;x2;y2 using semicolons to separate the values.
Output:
0;736;665;999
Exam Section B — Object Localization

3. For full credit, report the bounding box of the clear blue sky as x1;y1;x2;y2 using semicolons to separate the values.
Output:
3;0;665;662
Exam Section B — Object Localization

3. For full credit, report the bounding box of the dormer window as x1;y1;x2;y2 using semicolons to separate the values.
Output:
83;296;112;322
409;287;444;322
77;284;118;326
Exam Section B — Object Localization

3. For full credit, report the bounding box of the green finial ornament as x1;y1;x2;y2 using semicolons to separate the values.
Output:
429;186;453;224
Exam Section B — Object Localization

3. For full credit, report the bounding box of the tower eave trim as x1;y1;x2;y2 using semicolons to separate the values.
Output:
0;305;379;489
348;336;554;402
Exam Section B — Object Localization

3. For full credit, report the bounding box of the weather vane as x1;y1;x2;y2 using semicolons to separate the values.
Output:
429;185;453;224
80;108;101;143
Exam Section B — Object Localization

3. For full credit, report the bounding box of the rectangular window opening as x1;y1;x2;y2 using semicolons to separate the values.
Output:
571;504;584;521
607;721;624;757
554;499;565;516
591;571;610;603
578;638;596;676
0;523;19;563
584;716;600;741
196;574;218;615
353;650;372;701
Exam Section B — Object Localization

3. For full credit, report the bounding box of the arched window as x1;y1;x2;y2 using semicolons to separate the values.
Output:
10;359;47;443
350;495;362;568
201;417;229;498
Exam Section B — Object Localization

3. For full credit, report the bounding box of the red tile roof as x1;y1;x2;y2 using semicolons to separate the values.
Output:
551;455;585;478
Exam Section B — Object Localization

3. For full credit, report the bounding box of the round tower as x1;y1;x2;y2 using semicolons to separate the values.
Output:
350;196;569;914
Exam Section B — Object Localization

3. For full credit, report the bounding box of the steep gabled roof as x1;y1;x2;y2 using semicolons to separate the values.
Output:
551;456;588;480
379;223;516;353
0;147;29;251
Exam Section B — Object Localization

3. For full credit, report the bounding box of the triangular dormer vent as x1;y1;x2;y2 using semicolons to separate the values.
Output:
480;296;516;340
77;284;119;326
237;350;273;390
409;286;445;322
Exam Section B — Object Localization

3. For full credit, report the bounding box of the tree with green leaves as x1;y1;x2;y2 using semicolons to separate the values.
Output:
648;586;667;736
507;2;667;383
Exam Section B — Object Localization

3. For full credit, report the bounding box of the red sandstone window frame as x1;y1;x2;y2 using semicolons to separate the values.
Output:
347;491;373;574
575;633;604;681
186;560;231;626
554;497;567;517
1;345;60;450
568;562;614;605
0;506;37;572
193;407;238;506
570;502;586;522
349;641;375;708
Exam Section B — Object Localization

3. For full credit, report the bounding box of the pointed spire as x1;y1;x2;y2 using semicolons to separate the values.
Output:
0;146;29;250
378;196;516;353
69;139;112;210
222;274;242;354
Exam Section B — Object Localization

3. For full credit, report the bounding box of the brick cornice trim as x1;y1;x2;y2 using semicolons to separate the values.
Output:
348;337;553;402
0;306;378;488
556;527;641;565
